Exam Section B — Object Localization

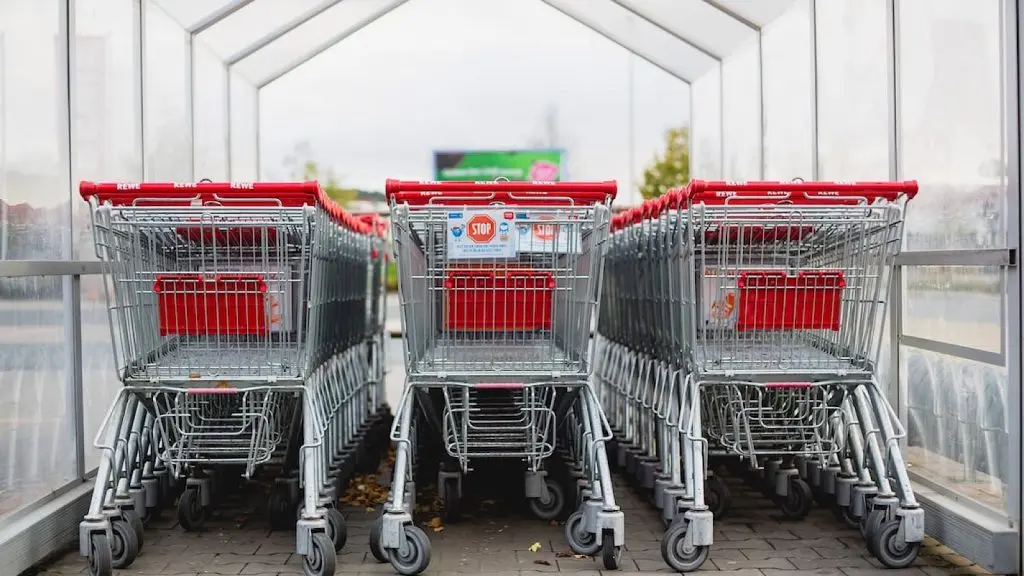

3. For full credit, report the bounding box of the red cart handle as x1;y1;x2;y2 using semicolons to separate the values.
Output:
385;179;617;206
685;179;918;205
79;180;374;235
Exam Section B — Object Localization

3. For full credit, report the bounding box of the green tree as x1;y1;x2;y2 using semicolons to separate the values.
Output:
639;127;690;200
283;142;358;206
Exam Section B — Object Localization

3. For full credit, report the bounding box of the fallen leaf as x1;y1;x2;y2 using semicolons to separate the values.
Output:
528;542;542;553
573;554;587;560
365;507;375;513
427;517;444;533
533;560;552;566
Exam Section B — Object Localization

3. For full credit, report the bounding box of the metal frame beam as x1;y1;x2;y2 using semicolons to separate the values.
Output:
225;0;347;66
256;0;413;89
538;0;693;84
704;0;760;30
187;0;258;35
610;0;723;61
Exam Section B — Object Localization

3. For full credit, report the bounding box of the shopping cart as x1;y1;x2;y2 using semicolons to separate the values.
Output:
595;180;924;572
371;179;624;575
76;181;384;576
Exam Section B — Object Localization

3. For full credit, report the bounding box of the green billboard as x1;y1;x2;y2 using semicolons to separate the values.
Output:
433;149;565;182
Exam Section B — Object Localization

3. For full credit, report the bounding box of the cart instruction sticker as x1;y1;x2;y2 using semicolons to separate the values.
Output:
447;209;517;259
514;211;580;254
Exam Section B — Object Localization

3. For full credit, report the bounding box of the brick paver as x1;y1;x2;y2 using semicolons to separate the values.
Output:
36;469;983;576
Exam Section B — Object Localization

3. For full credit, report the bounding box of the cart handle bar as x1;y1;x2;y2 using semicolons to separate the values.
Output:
385;178;616;206
79;180;375;235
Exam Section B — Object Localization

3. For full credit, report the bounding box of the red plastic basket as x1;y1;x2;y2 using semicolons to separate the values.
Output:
444;269;555;332
154;273;269;336
736;270;845;332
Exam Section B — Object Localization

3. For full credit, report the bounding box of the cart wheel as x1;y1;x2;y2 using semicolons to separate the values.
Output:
862;508;887;556
325;507;348;552
564;510;599;555
387;524;431;576
871;519;921;569
776;478;813;520
441;478;461;523
122;508;145;547
302;532;337;576
87;533;113;576
369;515;388;563
601;529;622;570
528;478;566;521
660;520;710;573
833;504;860;528
110;517;140;569
267;486;295;530
705;477;732;519
177;487;207;531
812;485;833;507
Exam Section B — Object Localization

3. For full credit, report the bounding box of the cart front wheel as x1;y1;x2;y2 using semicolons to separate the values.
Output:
776;478;813;520
87;533;113;576
528;478;566;521
110;517;140;569
325;507;348;552
601;529;622;570
177;487;208;531
564;510;599;555
705;476;732;519
660;520;710;573
387;524;431;576
302;532;337;576
871;519;921;569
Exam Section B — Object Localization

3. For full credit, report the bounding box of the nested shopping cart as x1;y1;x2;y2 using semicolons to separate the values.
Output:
77;181;383;576
371;179;624;575
594;179;924;572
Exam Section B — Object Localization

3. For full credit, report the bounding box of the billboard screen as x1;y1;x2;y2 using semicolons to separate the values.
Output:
433;149;565;182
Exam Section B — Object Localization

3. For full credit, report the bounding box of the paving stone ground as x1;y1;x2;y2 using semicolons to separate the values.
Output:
35;466;987;576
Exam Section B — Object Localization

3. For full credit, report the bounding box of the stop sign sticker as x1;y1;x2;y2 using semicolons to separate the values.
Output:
467;214;496;243
447;209;516;259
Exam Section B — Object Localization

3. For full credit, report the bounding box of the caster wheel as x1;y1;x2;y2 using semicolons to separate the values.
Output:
176;487;208;531
660;520;710;573
122;508;145;548
528;478;566;521
776;478;813;520
387;524;432;576
705;477;732;519
862;508;887;556
146;504;163;522
813;486;833;507
369;515;388;563
834;504;860;528
325;507;348;552
564;510;600;555
441;479;461;523
871;519;921;569
267;487;295;530
601;529;622;570
302;532;337;576
87;533;113;576
110;518;140;569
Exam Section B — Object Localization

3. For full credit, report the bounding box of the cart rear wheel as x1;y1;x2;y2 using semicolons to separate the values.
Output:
776;478;813;520
302;532;337;576
660;520;709;573
388;524;431;576
122;508;145;547
601;529;622;570
87;533;113;576
267;486;295;531
325;507;348;552
177;487;208;531
110;518;140;569
705;477;732;519
441;478;461;523
565;510;599;556
871;519;921;569
369;515;388;563
528;478;566;521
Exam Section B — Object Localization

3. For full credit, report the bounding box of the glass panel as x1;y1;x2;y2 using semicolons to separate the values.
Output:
713;0;797;27
235;0;406;86
690;64;722;179
903;345;1008;513
153;0;237;31
196;0;324;61
0;276;73;517
192;39;229;180
605;0;756;58
761;0;813;180
143;1;192;180
721;38;761;179
230;70;258;180
0;0;71;261
815;0;889;179
542;0;717;83
903;266;1002;354
898;0;1006;251
73;0;142;258
81;277;119;470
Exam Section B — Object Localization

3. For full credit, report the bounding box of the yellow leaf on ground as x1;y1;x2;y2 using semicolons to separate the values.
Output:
528;542;542;553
